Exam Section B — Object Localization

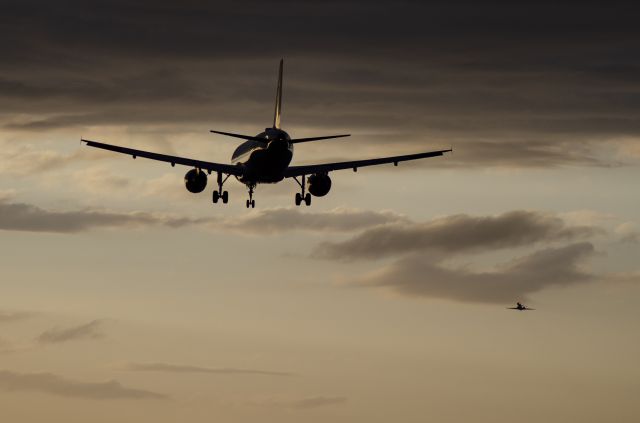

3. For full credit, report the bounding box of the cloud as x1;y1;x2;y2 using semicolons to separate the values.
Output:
314;210;599;261
0;1;638;168
37;320;104;344
615;222;640;244
0;370;166;400
0;199;403;234
0;199;208;233
71;166;132;193
219;207;408;235
123;362;293;377
0;145;108;176
350;242;596;304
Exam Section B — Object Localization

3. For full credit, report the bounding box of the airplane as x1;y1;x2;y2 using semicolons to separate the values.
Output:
507;302;535;311
82;60;452;208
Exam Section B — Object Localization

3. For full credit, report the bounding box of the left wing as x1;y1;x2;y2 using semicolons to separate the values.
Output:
283;148;452;177
82;139;243;176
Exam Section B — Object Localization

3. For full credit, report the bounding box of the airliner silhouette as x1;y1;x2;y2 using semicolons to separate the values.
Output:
507;302;535;311
83;60;451;208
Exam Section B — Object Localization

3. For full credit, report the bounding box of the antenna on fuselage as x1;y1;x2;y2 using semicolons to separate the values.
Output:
273;59;283;129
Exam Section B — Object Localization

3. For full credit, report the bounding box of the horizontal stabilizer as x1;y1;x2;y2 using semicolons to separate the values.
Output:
290;134;351;143
210;130;267;142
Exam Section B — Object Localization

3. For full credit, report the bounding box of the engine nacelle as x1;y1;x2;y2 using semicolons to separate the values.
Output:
184;168;207;193
307;173;332;197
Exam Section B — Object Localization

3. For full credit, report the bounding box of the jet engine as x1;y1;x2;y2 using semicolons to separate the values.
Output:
184;168;207;193
307;173;332;197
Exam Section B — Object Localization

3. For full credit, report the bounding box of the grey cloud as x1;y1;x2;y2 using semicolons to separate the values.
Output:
0;370;166;400
0;199;208;233
314;210;599;261
0;199;403;234
37;320;104;344
219;207;408;235
123;362;292;377
0;1;638;167
352;242;596;304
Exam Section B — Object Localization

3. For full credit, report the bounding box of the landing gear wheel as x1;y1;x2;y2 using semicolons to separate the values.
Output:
213;172;230;206
293;175;313;207
246;184;256;208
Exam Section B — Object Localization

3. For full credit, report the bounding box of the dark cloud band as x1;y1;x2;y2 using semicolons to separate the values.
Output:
351;242;596;303
1;1;639;167
313;210;599;261
0;370;166;400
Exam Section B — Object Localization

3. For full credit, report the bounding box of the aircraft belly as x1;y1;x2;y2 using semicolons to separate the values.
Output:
237;147;292;183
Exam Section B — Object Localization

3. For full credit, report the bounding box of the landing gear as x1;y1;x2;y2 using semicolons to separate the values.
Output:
246;184;256;208
296;192;311;206
212;190;229;204
293;175;312;206
212;172;230;205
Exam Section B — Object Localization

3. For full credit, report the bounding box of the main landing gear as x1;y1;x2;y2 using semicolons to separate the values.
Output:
212;172;230;204
246;184;256;208
293;175;311;206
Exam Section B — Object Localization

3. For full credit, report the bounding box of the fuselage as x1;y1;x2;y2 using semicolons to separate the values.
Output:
231;127;294;184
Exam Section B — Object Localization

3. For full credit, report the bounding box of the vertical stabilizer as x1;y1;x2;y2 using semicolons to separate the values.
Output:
273;59;283;129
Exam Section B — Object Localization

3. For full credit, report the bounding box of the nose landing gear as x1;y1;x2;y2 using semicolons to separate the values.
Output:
246;184;256;208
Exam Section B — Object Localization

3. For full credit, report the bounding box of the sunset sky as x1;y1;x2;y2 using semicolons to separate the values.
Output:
1;1;639;422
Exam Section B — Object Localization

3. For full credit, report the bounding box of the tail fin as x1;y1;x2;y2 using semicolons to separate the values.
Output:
273;59;283;129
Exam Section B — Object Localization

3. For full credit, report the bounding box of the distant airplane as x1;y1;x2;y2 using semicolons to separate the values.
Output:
82;60;451;208
507;302;535;311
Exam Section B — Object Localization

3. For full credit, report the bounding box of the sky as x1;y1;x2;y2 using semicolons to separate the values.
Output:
1;1;639;422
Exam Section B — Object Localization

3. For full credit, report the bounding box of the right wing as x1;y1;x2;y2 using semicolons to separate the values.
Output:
283;148;452;177
82;139;244;176
290;134;351;143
